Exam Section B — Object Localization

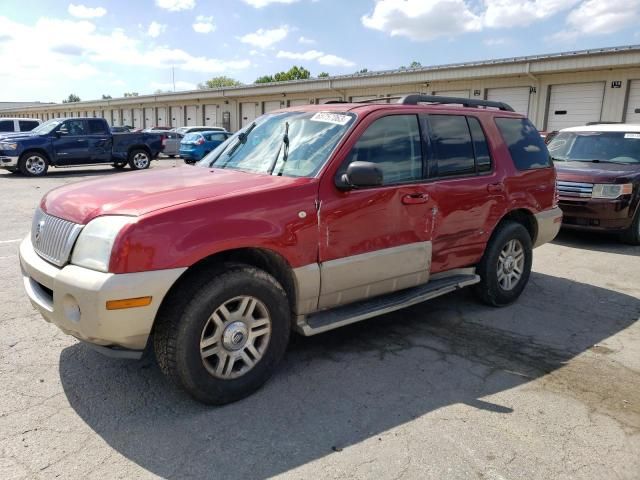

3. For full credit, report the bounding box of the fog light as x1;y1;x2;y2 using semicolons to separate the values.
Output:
62;295;81;323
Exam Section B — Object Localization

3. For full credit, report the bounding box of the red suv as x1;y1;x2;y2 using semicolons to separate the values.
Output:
19;96;561;404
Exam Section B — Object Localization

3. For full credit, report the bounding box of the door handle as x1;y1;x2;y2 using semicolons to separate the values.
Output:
402;193;429;205
487;183;505;193
77;139;87;142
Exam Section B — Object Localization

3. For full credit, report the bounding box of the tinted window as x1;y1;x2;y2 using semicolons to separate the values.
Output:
205;132;227;142
343;115;422;185
495;117;551;170
88;119;108;134
62;120;87;135
467;117;491;172
19;120;39;131
0;120;14;132
427;115;475;177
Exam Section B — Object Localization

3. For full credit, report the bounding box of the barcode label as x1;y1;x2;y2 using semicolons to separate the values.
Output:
310;112;351;125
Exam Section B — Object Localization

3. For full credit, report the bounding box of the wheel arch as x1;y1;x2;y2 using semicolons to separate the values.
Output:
127;144;152;158
491;208;538;245
20;148;51;164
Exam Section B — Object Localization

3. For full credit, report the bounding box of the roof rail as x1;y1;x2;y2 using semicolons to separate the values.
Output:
398;94;515;112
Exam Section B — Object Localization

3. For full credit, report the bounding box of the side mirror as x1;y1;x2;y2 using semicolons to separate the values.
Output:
337;161;383;190
57;127;69;136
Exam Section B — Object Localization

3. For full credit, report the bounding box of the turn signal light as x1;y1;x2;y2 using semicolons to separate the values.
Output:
106;296;152;310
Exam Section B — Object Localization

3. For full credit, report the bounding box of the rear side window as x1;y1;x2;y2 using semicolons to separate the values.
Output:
206;133;227;142
88;119;109;134
427;115;475;177
0;120;14;132
467;117;491;172
19;120;39;131
495;117;551;170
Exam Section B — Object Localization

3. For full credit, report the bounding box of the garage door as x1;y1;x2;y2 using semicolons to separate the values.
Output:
264;100;282;113
241;102;258;128
186;105;198;126
133;109;143;128
434;90;470;98
122;110;131;127
144;107;155;128
204;105;217;127
487;87;530;116
288;99;309;107
547;82;604;131
156;107;167;127
625;80;640;123
171;106;183;128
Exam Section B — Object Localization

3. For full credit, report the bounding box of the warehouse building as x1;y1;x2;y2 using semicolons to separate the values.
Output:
2;45;640;132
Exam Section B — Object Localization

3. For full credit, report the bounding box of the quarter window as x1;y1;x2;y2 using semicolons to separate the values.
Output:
495;117;551;170
427;115;475;177
342;115;423;185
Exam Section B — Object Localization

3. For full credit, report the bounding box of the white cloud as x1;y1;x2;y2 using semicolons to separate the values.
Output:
68;3;106;18
482;0;580;28
565;0;639;36
155;0;195;11
483;37;507;46
192;15;215;33
239;26;289;48
298;35;315;44
151;80;197;91
242;0;299;7
147;21;166;38
276;50;355;67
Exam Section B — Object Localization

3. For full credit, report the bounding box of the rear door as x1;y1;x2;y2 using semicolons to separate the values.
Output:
52;119;90;165
86;119;113;162
318;112;434;310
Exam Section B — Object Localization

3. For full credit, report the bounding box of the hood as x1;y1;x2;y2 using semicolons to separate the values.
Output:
555;161;640;184
0;132;42;141
42;166;315;224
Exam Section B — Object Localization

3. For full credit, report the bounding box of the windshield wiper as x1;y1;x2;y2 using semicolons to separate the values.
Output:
268;121;290;176
217;122;257;169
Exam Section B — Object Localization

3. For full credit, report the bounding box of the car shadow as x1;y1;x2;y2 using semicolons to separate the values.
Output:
58;272;639;479
553;229;639;257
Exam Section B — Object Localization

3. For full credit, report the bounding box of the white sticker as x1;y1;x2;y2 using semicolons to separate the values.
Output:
310;112;351;125
624;133;640;139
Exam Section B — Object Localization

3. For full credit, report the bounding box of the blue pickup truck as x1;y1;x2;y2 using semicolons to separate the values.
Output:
0;117;163;176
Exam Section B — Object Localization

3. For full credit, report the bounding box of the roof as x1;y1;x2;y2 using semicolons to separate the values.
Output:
561;124;640;133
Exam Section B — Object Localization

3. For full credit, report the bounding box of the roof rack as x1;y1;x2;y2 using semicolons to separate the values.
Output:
398;94;515;112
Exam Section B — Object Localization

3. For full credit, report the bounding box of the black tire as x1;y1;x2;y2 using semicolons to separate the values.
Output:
621;208;640;245
128;149;151;170
168;155;176;158
184;159;195;165
113;162;127;169
18;152;48;177
475;221;533;307
154;265;291;405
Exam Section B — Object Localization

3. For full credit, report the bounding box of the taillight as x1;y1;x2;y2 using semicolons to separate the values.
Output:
161;135;167;146
196;138;205;145
554;180;559;207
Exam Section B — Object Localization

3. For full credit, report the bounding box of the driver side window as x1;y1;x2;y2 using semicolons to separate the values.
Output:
61;120;87;136
341;115;423;185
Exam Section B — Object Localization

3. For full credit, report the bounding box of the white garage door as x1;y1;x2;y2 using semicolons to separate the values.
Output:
288;99;309;107
133;109;143;128
186;105;198;126
625;80;640;123
171;106;183;128
434;90;470;98
156;107;167;127
204;105;217;127
547;82;604;131
144;107;155;128
317;97;342;104
241;102;258;128
122;110;131;127
487;87;530;116
264;100;282;113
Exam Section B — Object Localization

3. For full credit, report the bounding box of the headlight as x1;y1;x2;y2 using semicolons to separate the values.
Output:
71;216;134;272
0;142;17;150
592;183;633;199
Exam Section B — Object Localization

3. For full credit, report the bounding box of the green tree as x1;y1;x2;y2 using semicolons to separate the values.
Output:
101;94;112;99
255;75;275;84
318;72;330;78
254;66;311;84
123;92;139;97
400;61;422;70
62;93;81;103
198;76;243;89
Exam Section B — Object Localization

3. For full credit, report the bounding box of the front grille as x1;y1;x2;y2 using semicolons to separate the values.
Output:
31;209;83;267
557;181;593;198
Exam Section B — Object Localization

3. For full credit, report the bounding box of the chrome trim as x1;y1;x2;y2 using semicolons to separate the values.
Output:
31;209;83;267
0;154;19;168
557;181;593;198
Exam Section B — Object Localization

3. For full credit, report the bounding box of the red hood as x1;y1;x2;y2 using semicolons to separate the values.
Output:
42;166;315;224
555;161;640;183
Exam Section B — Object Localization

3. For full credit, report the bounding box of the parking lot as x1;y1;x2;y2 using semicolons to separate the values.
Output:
0;160;639;479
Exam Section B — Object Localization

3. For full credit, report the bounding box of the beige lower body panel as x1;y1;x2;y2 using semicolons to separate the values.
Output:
20;236;186;351
533;206;563;248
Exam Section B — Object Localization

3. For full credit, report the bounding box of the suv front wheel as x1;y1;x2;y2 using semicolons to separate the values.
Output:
475;221;533;307
154;266;291;405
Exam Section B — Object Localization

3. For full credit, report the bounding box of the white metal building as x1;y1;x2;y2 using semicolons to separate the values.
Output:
2;45;640;132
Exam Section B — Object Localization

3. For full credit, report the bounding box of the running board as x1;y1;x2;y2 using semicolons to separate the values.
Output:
295;274;480;336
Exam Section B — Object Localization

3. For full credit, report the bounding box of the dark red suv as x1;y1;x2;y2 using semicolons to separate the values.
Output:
19;95;561;404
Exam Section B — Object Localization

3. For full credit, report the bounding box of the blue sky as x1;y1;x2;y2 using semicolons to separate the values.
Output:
1;0;639;102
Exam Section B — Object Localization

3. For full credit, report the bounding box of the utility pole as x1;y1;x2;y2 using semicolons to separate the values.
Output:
172;66;176;92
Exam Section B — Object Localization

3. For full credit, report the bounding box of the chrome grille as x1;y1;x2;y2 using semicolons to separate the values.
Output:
31;209;83;267
557;181;593;198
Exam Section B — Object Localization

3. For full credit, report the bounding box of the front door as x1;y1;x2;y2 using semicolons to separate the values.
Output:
318;113;434;310
52;119;90;165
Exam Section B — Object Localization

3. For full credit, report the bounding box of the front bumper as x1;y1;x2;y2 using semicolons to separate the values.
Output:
533;206;563;247
0;153;19;168
559;196;636;232
19;236;186;354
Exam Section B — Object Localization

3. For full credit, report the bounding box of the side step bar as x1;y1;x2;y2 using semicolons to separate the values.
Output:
294;274;480;336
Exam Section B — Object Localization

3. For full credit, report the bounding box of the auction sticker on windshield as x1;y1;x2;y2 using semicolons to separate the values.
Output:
310;112;351;125
624;133;640;139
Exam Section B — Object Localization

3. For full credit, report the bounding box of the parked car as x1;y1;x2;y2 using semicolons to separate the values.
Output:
180;130;231;163
159;131;180;157
0;118;163;176
0;117;41;133
111;126;131;133
548;124;640;244
18;96;561;404
174;126;227;136
143;126;172;132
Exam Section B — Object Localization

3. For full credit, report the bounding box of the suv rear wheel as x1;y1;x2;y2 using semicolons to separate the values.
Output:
475;221;533;306
154;266;290;405
128;149;151;170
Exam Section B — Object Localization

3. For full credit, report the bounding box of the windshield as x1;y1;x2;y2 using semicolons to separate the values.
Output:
548;131;640;164
196;111;356;177
31;119;62;134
